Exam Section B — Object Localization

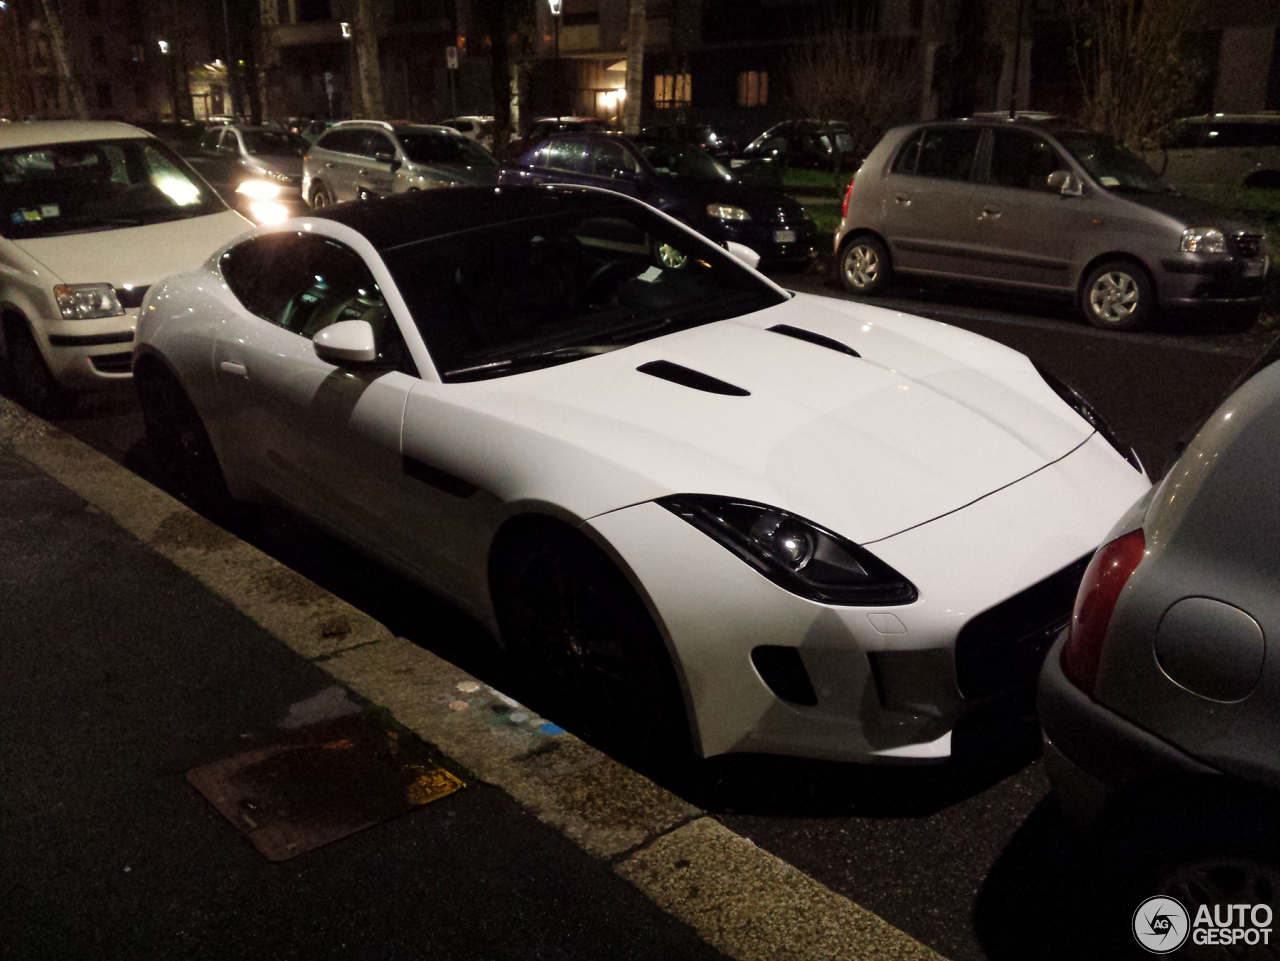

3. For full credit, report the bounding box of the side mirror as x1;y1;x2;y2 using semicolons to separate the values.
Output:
313;319;377;365
723;240;761;270
1047;169;1083;197
374;150;400;171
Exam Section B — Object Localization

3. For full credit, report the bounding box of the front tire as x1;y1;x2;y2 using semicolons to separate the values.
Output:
310;181;334;209
491;523;690;764
135;366;233;514
1080;261;1154;330
839;235;892;295
4;320;74;415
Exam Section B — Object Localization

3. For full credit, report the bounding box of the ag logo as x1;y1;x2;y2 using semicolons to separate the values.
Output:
1134;896;1190;954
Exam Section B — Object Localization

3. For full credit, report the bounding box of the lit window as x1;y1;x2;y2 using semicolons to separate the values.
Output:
737;71;768;107
654;73;691;108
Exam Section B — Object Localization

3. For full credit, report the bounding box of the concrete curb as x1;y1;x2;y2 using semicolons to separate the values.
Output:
0;396;944;961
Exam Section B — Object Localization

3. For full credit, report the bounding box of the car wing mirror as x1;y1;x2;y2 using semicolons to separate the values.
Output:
723;240;761;270
374;150;400;171
1047;169;1083;197
313;319;378;365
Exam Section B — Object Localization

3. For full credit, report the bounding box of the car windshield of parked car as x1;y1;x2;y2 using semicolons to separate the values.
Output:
241;131;308;157
0;137;226;239
1056;132;1166;192
384;204;786;381
636;142;733;182
398;133;496;167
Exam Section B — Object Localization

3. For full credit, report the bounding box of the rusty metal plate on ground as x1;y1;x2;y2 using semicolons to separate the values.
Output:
187;713;464;861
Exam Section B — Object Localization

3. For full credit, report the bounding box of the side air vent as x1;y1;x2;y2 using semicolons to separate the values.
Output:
768;324;861;358
636;360;750;396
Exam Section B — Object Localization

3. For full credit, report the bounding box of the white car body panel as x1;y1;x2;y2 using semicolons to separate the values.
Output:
136;200;1150;763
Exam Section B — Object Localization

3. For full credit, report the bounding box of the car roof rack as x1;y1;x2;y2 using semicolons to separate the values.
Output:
333;119;396;132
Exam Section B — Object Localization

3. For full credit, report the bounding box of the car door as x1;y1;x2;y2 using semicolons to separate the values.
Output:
213;232;423;558
526;136;591;186
354;131;398;199
966;128;1085;291
881;125;984;276
322;129;367;202
581;138;641;197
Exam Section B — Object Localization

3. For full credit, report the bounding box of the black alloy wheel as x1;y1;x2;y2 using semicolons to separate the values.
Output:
492;524;691;765
136;367;233;514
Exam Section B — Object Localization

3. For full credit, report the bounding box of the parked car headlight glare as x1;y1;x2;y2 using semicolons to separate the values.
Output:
660;495;917;605
1181;227;1227;253
53;283;124;320
237;179;281;200
707;204;751;221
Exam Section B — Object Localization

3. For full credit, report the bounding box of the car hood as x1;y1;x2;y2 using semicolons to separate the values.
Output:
1111;189;1261;232
444;294;1098;543
11;209;251;287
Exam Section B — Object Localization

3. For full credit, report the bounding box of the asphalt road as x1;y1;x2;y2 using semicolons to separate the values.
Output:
21;278;1276;961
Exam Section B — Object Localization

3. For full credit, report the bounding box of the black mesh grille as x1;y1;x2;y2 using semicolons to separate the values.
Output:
955;553;1092;699
1234;233;1264;258
90;352;133;374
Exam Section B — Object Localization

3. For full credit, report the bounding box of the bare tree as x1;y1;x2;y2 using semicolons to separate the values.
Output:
786;10;922;175
622;0;645;135
1070;0;1204;148
38;0;87;117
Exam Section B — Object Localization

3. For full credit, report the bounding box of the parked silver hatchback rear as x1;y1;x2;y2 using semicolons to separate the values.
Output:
835;116;1269;330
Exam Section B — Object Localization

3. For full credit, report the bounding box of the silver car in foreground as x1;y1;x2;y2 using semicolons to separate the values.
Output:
835;115;1269;330
1041;336;1280;838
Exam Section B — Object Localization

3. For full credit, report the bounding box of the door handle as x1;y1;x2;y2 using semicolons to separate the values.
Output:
219;361;248;378
895;193;911;206
980;205;1002;219
358;168;369;176
325;162;336;168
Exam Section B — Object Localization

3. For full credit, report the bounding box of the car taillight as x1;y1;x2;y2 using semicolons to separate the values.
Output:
1061;528;1146;695
841;176;855;219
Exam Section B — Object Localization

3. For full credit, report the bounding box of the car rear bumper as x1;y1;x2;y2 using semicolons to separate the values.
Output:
1038;631;1221;825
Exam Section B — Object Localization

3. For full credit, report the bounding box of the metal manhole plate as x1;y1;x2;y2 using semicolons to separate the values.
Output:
187;713;464;861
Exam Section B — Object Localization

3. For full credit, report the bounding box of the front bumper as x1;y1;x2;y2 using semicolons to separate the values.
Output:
1038;631;1220;826
709;218;818;267
1157;251;1269;305
41;309;138;389
586;432;1148;764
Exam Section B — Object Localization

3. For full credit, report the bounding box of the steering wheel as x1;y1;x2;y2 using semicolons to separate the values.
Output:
582;259;644;308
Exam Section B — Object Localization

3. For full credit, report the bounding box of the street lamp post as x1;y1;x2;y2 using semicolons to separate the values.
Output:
548;0;561;119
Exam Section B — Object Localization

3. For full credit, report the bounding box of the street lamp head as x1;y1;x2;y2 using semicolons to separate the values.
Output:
157;39;169;54
340;21;352;38
548;0;562;15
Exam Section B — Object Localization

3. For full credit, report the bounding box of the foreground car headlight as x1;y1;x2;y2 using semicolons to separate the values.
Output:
54;284;124;320
1180;227;1226;253
1034;362;1144;473
237;180;281;201
707;204;751;221
659;495;917;605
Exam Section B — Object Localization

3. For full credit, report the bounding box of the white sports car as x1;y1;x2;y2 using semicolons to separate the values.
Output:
133;185;1150;764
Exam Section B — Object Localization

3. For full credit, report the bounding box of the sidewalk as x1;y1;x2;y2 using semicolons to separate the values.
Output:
0;448;727;961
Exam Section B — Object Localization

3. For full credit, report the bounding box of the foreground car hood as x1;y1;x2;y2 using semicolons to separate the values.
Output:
449;294;1098;543
12;209;251;287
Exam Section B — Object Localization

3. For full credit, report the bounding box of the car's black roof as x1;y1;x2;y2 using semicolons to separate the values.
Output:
312;184;633;252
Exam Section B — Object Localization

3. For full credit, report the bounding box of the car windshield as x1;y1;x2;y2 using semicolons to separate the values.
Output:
384;204;786;381
636;141;734;182
1056;132;1167;193
397;133;496;167
241;130;308;157
0;137;226;239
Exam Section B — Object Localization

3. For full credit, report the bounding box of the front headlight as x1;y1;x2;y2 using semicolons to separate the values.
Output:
659;495;917;605
707;204;751;222
237;180;281;200
1034;362;1144;474
1181;227;1227;253
54;284;124;320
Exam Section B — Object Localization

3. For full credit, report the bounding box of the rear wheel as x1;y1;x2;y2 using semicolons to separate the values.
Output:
4;320;74;415
1080;260;1154;330
491;523;690;764
839;235;892;295
135;366;233;514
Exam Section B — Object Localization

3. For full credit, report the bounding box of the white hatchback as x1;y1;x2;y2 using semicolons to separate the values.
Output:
0;120;251;410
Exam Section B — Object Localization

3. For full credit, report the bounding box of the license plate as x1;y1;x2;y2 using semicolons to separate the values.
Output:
1243;259;1265;278
773;229;796;244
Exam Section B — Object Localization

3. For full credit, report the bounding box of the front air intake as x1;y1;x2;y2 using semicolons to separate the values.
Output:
751;646;818;706
768;324;861;359
636;360;750;396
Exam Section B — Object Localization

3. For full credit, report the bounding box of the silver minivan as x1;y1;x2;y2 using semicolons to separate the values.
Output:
835;116;1269;329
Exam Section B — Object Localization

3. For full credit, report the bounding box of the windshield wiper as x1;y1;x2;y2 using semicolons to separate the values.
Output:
446;346;595;380
599;301;757;344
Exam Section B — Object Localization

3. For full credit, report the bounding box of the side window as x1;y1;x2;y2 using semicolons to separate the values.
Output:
199;129;222;151
758;136;787;155
916;127;982;181
361;132;395;159
219;236;280;319
891;131;923;174
318;129;361;155
589;140;637;178
218;130;238;153
1161;123;1200;150
544;139;588;174
988;130;1065;191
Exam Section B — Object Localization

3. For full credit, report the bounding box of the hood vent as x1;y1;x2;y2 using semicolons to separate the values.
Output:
637;360;750;396
769;324;861;359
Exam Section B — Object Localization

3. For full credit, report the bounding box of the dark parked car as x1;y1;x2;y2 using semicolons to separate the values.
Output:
500;133;816;271
737;119;859;171
642;123;740;159
509;117;610;161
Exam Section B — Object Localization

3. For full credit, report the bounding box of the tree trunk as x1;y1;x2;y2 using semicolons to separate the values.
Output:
623;0;646;134
39;0;87;118
353;0;384;119
476;0;513;161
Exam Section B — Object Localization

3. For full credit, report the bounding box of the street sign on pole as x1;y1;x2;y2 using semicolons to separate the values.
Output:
445;46;458;70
